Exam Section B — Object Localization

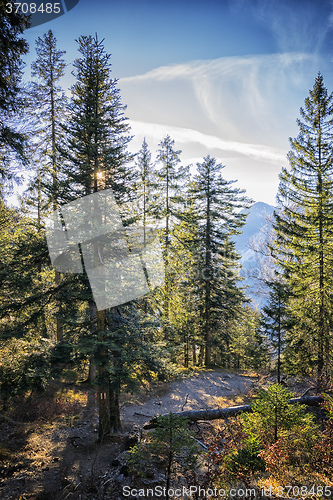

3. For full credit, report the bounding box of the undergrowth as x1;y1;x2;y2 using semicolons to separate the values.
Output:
202;384;333;496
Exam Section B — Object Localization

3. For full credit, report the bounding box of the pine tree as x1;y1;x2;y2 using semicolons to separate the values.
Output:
0;4;29;196
135;138;157;238
23;30;67;341
190;156;251;366
168;192;201;366
24;30;66;212
261;275;291;382
228;306;268;371
155;135;188;326
61;35;133;204
274;73;333;388
59;34;133;436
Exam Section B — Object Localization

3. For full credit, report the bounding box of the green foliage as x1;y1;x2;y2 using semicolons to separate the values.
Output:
274;73;333;385
60;33;134;204
205;384;325;490
0;3;29;192
187;156;252;366
0;338;52;404
322;393;333;419
225;433;265;475
261;275;292;381
23;29;67;217
228;305;269;371
241;383;317;445
129;413;199;488
260;425;320;479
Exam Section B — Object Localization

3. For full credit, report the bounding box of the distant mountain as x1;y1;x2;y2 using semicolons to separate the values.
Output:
233;202;276;309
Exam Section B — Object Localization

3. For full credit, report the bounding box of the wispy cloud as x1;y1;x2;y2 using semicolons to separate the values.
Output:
129;120;286;164
121;52;323;149
230;0;333;54
128;120;284;205
120;46;331;205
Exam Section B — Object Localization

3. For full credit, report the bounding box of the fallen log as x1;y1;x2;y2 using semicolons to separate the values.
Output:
143;395;325;429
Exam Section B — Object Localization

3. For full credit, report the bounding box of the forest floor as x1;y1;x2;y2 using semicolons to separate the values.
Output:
120;369;257;427
0;369;313;500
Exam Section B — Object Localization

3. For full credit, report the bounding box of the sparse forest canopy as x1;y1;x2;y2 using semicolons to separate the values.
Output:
0;28;257;437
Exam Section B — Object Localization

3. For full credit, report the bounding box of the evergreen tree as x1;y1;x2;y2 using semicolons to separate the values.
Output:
59;34;133;436
228;306;268;371
261;275;290;382
167;193;201;366
154;135;188;326
132;138;160;316
61;35;133;204
135;138;157;239
24;30;66;213
274;73;333;388
23;30;67;341
0;4;29;196
190;155;251;366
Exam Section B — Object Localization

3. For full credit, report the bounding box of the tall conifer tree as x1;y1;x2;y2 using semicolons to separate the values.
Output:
23;30;67;340
155;135;188;326
0;4;29;197
25;30;66;212
60;34;133;435
135;138;157;243
190;156;251;366
261;276;290;383
274;73;333;388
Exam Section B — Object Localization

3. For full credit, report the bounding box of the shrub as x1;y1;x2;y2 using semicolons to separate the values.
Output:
241;383;317;445
128;413;200;497
205;384;320;488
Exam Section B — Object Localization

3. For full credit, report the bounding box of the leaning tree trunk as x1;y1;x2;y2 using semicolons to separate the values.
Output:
143;395;325;429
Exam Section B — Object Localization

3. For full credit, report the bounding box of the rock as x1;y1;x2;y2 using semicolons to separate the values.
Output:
116;473;124;483
125;433;139;450
120;464;129;476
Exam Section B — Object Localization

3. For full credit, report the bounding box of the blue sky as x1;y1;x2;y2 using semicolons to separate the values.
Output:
21;0;333;205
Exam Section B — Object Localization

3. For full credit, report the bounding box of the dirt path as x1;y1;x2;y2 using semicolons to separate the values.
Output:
120;370;256;427
0;371;257;499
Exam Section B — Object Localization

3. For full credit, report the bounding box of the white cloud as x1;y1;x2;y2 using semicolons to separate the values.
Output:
129;120;286;164
120;52;324;149
128;121;284;206
230;0;333;54
121;51;332;204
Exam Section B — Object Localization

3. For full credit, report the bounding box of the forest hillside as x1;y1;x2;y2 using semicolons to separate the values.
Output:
1;5;333;499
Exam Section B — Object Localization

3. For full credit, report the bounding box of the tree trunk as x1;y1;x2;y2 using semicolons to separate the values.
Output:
109;306;122;433
192;343;197;366
143;395;325;429
110;384;121;432
97;309;111;439
198;344;204;366
88;360;97;384
87;300;97;383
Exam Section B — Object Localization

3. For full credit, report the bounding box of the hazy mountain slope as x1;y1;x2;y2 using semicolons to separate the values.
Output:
234;201;276;309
